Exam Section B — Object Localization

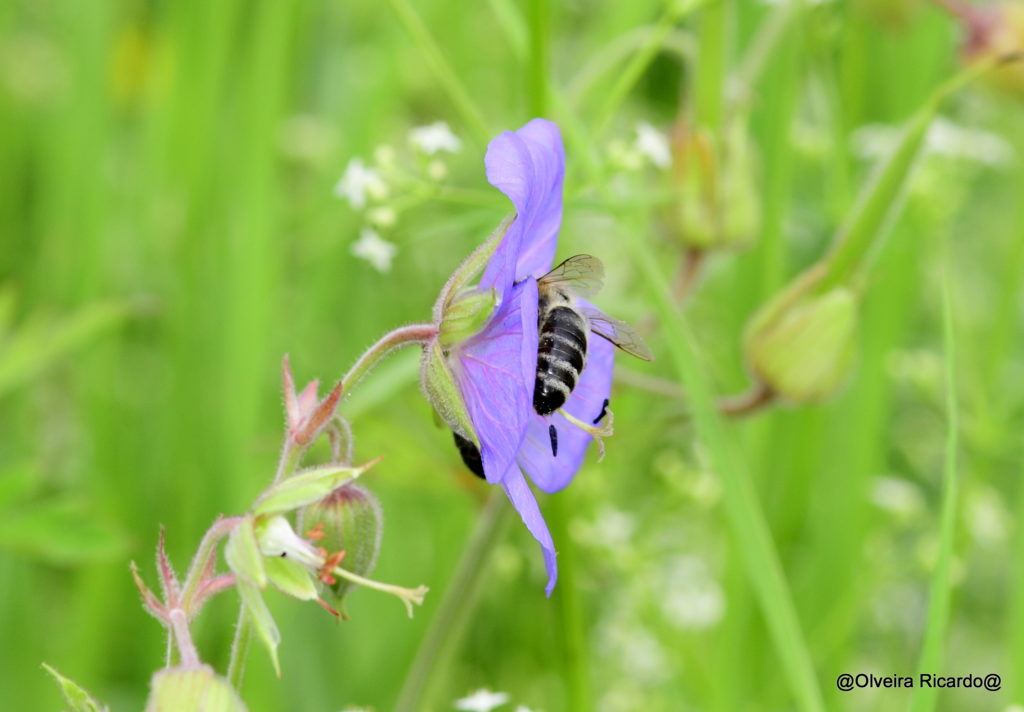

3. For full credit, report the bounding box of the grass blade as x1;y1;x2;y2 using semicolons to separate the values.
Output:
624;234;825;712
908;257;960;712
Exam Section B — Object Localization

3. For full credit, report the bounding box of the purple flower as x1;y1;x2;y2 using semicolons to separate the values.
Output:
432;119;616;596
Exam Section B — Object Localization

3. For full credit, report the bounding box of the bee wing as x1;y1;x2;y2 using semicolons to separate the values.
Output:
537;254;605;299
583;308;655;361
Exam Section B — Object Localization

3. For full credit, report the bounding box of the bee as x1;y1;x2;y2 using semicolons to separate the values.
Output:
452;254;652;479
533;254;653;418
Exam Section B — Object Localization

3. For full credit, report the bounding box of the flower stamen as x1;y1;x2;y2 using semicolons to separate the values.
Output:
559;406;615;461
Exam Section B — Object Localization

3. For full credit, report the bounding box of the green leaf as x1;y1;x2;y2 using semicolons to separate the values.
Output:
236;579;281;677
0;301;128;398
146;665;248;712
264;556;319;601
224;516;266;588
624;235;826;712
253;463;366;517
0;499;127;564
42;663;107;712
908;259;961;712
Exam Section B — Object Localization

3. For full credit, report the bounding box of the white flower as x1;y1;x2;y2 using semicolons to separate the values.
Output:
851;118;1013;167
661;556;725;630
454;689;510;712
351;228;398;273
409;121;463;155
634;121;671;168
334;158;388;210
870;477;924;522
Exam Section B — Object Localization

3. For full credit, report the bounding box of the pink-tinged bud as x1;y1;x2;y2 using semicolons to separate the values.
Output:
297;483;383;612
668;120;760;252
281;355;346;449
956;2;1024;98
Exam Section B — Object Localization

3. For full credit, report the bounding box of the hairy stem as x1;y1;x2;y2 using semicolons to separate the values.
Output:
341;323;438;395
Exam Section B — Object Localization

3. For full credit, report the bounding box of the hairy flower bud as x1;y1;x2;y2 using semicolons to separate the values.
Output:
668;121;760;251
297;483;383;611
439;286;498;348
146;665;247;712
744;286;859;403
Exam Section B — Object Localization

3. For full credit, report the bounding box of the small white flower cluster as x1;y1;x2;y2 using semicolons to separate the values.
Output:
851;117;1014;167
607;121;671;172
334;121;463;273
453;688;536;712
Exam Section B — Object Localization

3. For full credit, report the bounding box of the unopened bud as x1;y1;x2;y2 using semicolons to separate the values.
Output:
959;3;1024;98
744;286;859;403
146;665;247;712
439;286;498;348
669;121;760;251
297;483;383;610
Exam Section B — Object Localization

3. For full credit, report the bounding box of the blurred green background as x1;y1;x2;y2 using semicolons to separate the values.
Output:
2;0;1024;710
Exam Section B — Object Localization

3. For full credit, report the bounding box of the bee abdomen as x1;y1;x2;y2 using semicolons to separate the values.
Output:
534;306;588;416
452;432;485;479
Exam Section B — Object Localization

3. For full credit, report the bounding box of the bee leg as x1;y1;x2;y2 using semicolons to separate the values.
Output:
548;424;558;457
558;406;615;461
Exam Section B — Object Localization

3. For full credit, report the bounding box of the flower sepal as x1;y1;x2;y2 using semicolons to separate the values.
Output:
420;339;479;446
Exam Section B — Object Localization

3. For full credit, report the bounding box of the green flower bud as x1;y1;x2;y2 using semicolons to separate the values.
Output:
297;483;383;612
744;286;859;403
439;286;498;348
669;120;760;251
146;665;247;712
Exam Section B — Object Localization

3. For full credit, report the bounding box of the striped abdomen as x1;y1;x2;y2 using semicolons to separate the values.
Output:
533;305;588;415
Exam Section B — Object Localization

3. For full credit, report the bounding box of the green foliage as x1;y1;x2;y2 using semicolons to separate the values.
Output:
4;0;1023;710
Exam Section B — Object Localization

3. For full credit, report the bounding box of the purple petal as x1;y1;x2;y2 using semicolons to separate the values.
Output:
501;466;558;596
517;328;615;494
453;279;539;484
480;119;565;298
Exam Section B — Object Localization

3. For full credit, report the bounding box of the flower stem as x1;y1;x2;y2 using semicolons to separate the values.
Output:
169;609;200;667
394;489;512;712
341;323;438;395
180;517;242;610
548;494;593;711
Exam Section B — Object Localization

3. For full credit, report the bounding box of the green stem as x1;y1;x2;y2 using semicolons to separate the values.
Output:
387;0;491;146
394;490;513;712
817;57;1002;294
592;0;696;138
548;495;592;710
694;0;730;129
908;258;960;712
623;230;825;712
341;323;437;395
527;0;550;117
